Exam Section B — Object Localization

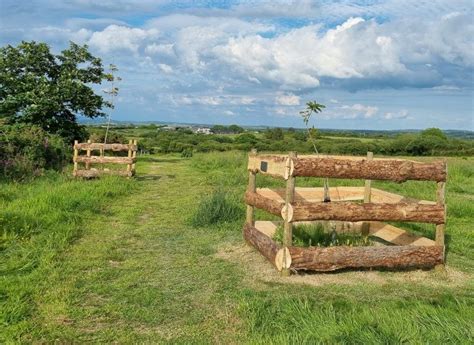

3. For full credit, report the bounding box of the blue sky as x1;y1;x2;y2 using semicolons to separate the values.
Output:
1;0;473;130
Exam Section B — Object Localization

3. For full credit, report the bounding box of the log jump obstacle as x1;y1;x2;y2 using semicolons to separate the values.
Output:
73;139;138;178
243;150;447;275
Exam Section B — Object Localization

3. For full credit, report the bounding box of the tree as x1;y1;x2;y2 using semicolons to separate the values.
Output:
421;127;447;140
299;100;326;154
264;128;284;140
0;41;112;142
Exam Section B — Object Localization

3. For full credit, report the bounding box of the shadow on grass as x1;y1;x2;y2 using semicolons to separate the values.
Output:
138;156;182;163
135;175;162;181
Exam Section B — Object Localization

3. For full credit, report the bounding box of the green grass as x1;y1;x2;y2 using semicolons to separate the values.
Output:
273;223;372;247
1;152;473;343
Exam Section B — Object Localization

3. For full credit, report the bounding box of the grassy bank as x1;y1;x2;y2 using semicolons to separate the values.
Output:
1;153;473;342
0;173;135;340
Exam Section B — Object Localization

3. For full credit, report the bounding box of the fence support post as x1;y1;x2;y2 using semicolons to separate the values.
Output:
131;139;137;175
246;149;258;226
281;151;296;277
73;140;78;175
436;181;446;257
361;151;373;236
126;139;133;176
85;139;91;170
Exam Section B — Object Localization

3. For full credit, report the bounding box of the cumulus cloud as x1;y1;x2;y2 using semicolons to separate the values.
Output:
384;109;409;119
173;95;256;106
340;104;379;118
275;93;300;106
158;63;173;74
88;25;159;53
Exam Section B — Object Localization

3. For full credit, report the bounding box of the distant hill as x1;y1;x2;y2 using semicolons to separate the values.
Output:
78;117;473;140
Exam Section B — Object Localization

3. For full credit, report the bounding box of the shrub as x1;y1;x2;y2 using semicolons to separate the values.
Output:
0;124;69;180
190;190;244;227
181;148;193;158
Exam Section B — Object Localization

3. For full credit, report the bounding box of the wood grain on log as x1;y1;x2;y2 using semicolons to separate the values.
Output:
244;191;283;216
74;156;136;164
291;201;445;224
288;245;444;271
74;143;138;151
73;169;133;178
293;157;446;182
247;154;291;179
243;223;280;267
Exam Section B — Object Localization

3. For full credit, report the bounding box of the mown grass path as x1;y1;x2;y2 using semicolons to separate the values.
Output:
9;154;474;343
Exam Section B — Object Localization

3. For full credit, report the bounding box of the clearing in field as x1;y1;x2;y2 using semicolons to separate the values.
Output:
1;152;473;343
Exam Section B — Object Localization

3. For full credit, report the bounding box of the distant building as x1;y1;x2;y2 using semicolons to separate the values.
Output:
161;125;177;131
194;127;212;135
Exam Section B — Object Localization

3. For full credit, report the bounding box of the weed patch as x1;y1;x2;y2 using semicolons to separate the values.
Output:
190;191;244;227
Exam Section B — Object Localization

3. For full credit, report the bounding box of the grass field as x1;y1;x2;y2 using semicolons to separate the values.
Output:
1;152;473;343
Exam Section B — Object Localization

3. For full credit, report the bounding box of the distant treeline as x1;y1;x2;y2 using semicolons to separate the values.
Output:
105;126;474;157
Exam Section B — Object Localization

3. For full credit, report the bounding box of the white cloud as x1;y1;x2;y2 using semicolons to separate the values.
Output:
145;43;175;57
173;95;256;106
223;110;235;116
338;103;379;119
88;25;159;53
275;93;300;106
384;109;409;119
158;63;173;74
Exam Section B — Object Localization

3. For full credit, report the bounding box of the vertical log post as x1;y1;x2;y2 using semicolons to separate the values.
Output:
436;181;446;248
361;151;374;236
73;140;78;175
281;151;297;277
131;139;138;175
85;139;91;170
246;149;258;226
126;139;133;175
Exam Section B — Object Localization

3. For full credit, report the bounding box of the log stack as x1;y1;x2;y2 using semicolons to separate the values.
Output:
73;140;138;178
243;151;447;275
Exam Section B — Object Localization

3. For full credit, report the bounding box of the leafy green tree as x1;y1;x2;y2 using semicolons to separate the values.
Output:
421;127;447;140
264;128;284;140
228;124;244;133
0;41;112;142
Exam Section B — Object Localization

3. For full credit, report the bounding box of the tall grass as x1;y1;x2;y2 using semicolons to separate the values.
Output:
190;190;244;227
0;172;135;340
273;223;372;247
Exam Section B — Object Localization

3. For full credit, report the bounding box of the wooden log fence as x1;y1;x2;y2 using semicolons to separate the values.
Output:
248;154;446;182
73;140;138;178
243;150;447;275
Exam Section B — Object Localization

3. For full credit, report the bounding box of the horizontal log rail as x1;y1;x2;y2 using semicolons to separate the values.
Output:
245;191;283;217
290;201;445;224
288;245;444;271
73;169;134;178
292;157;446;182
243;223;444;272
74;143;137;151
243;223;280;267
247;154;291;179
244;191;445;224
74;156;136;164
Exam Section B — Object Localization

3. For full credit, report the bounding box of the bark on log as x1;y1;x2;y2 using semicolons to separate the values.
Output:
73;169;133;178
74;156;136;164
74;143;137;151
245;191;283;216
291;201;445;224
293;157;446;182
243;223;280;266
288;245;444;271
247;154;291;179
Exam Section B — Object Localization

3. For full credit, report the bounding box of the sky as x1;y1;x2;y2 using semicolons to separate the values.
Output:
1;0;473;130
